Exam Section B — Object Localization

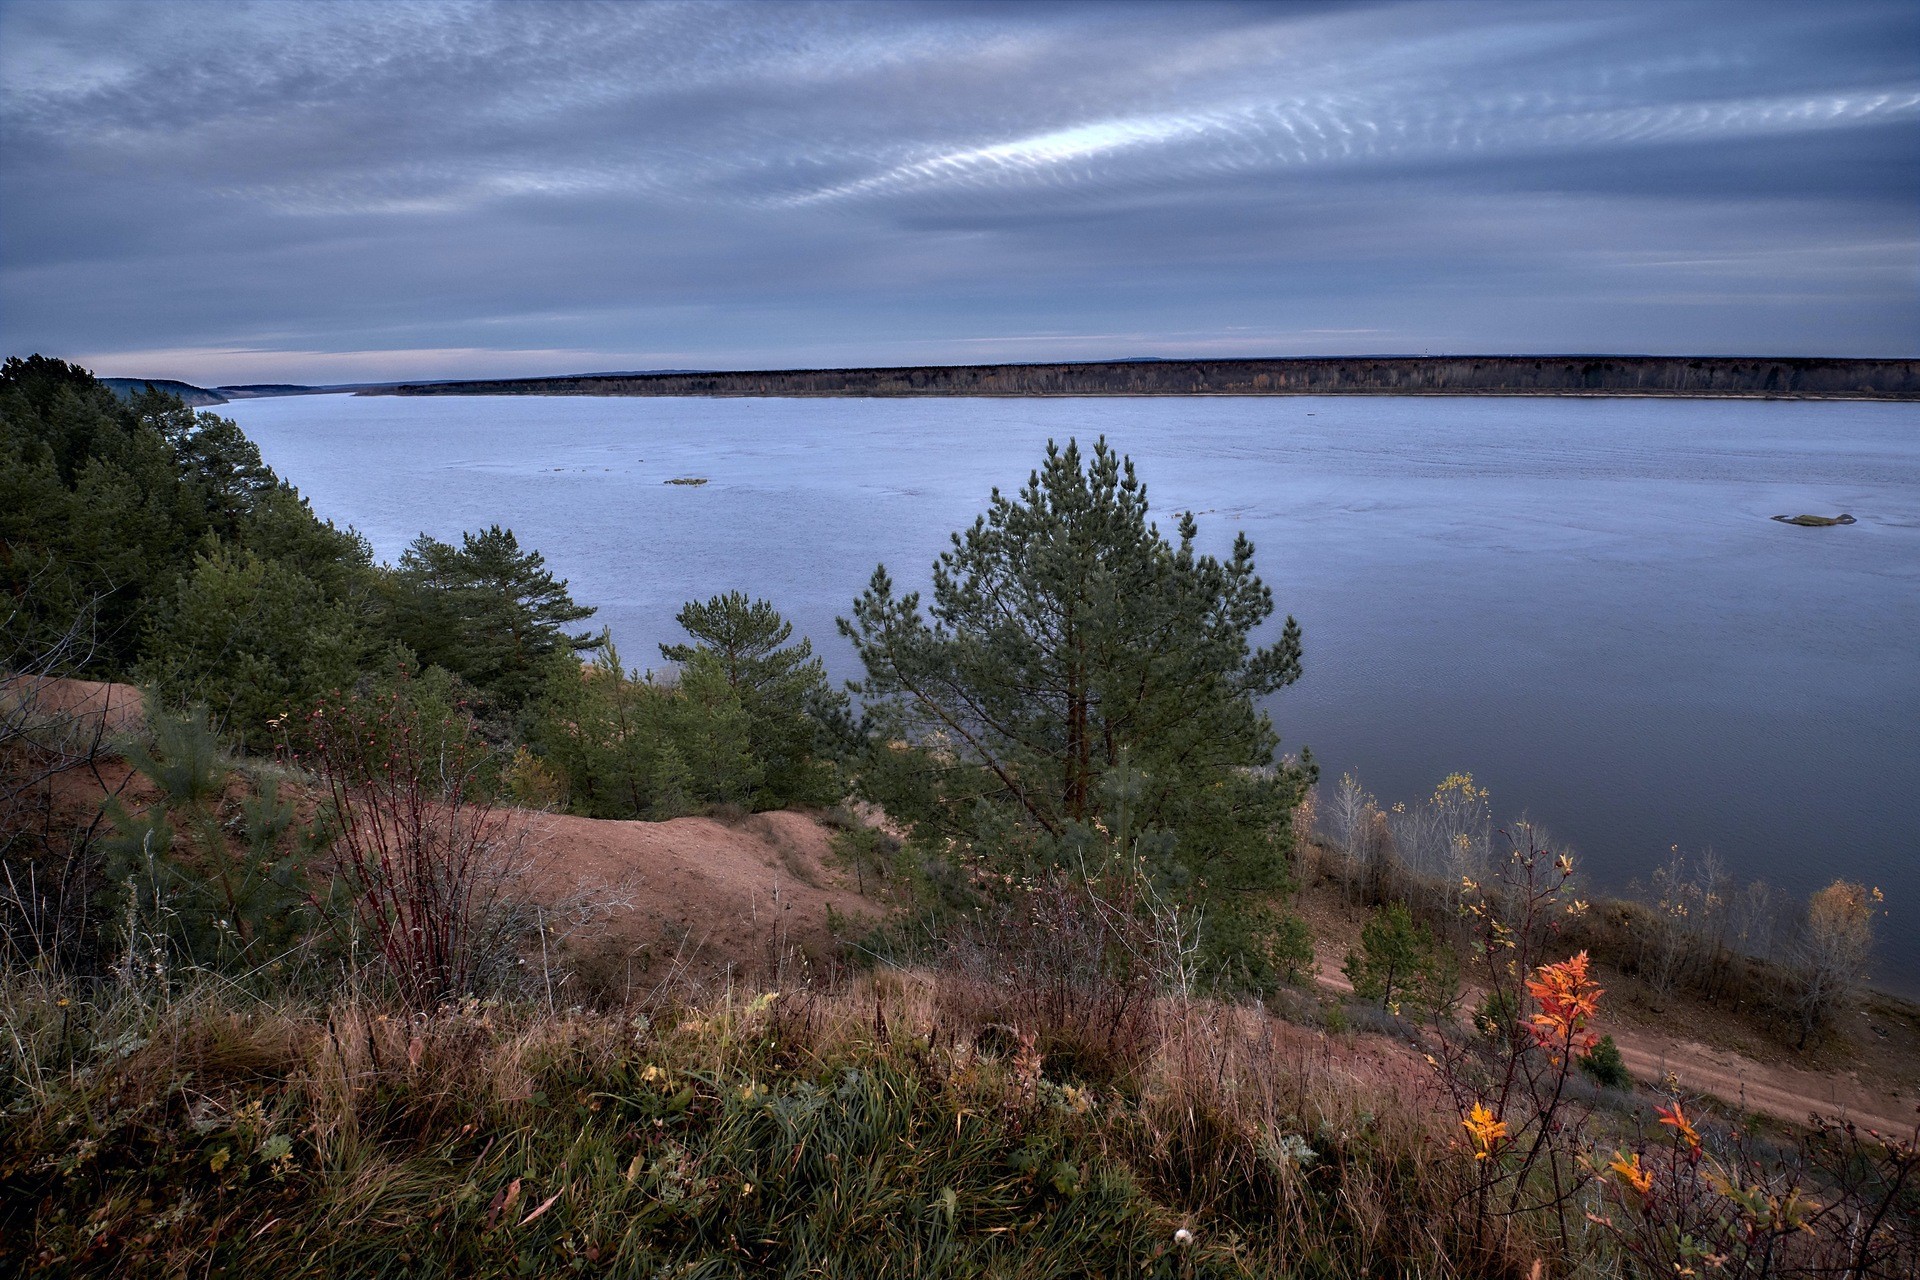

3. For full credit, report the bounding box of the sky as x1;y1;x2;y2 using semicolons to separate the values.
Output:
1;0;1915;386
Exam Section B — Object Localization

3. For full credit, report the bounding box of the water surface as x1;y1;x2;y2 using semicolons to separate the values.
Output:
224;393;1920;990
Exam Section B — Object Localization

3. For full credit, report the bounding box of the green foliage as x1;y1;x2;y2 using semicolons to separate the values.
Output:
829;823;902;897
532;594;848;819
138;544;376;749
840;437;1311;967
132;389;277;541
1205;902;1316;992
2;357;197;669
533;642;755;819
661;591;847;808
1343;902;1457;1019
294;663;501;796
387;525;598;719
0;356;385;746
101;702;320;976
1578;1033;1631;1090
115;697;230;812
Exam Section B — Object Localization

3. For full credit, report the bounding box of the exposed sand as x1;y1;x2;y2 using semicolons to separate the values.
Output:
516;807;878;993
1;675;145;740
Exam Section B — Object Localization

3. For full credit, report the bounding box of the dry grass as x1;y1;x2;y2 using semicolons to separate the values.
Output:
0;967;1542;1279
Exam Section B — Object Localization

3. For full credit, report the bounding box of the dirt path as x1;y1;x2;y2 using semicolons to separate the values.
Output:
1602;1028;1916;1136
1310;940;1916;1136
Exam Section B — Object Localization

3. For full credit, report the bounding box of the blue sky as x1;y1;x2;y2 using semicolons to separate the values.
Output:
1;0;1915;384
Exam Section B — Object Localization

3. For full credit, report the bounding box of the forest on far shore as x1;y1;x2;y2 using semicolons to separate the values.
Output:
385;353;1920;400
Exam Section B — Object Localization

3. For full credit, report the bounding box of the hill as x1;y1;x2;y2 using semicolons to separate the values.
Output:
214;383;322;398
99;376;227;406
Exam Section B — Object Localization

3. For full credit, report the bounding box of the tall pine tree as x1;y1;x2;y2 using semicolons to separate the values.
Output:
661;592;845;808
841;438;1311;916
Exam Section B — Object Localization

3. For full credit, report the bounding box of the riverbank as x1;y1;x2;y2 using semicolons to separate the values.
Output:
371;355;1920;401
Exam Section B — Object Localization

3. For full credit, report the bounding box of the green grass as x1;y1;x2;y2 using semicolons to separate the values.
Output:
0;975;1527;1279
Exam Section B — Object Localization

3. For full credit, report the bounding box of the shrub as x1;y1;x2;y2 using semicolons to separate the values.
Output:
1788;879;1882;1048
1593;1095;1920;1278
1343;901;1457;1019
532;641;760;819
1203;900;1315;994
1423;829;1602;1260
101;699;320;980
299;688;527;1008
1577;1033;1631;1090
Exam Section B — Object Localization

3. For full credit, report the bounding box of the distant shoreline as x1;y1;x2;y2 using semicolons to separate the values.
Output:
365;355;1920;402
363;389;1903;401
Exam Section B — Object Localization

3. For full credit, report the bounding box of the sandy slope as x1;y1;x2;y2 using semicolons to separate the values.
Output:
1;675;145;739
517;808;878;994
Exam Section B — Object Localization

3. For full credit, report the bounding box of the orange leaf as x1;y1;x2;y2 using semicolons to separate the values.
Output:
1656;1102;1701;1151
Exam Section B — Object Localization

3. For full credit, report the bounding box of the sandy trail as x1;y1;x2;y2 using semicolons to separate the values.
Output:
1603;1031;1915;1136
1311;941;1916;1135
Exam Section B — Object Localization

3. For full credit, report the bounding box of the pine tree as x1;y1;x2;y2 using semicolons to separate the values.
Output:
532;640;759;820
841;437;1310;910
1343;901;1456;1018
661;592;843;807
139;542;373;747
388;525;598;714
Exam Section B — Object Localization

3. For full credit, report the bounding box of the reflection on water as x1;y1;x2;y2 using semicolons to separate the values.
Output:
227;393;1920;991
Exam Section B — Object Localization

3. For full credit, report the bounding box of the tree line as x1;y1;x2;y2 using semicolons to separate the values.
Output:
390;355;1920;400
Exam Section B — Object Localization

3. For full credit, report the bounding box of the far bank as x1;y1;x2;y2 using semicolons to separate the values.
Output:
371;355;1920;401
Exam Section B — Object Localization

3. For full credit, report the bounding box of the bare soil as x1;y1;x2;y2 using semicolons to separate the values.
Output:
517;807;878;996
2;674;145;744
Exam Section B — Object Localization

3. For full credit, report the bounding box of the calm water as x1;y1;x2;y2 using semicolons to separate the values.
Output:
225;393;1920;991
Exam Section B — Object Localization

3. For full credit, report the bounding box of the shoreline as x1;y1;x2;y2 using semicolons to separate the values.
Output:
367;354;1920;402
357;387;1920;402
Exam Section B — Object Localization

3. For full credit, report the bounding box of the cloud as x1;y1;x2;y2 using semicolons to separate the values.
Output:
785;88;1920;208
1;0;1914;380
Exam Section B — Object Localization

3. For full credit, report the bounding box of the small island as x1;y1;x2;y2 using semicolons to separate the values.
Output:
1772;513;1858;526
